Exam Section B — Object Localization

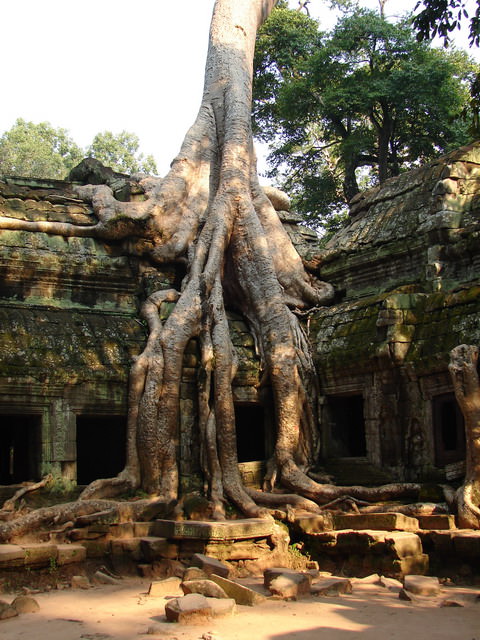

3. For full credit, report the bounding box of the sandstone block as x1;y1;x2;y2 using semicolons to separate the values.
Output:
140;537;179;561
0;600;17;620
0;544;25;568
269;574;311;600
293;514;334;535
404;575;440;596
208;574;266;606
190;553;230;578
11;596;40;613
390;554;429;577
56;544;86;566
111;538;143;561
71;575;91;589
93;570;120;585
22;543;58;568
165;594;212;624
108;523;135;538
379;576;403;592
264;568;312;588
453;531;480;558
182;579;228;599
153;518;274;541
206;597;236;618
417;515;456;530
134;522;154;537
311;577;352;597
149;577;183;597
334;513;419;532
81;539;111;558
183;566;209;581
384;532;423;558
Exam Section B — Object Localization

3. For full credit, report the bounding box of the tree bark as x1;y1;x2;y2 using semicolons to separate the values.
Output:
449;344;480;528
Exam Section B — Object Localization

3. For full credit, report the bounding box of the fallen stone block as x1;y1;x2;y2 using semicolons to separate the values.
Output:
264;568;312;589
404;575;440;596
399;588;420;602
71;575;91;589
165;593;213;624
93;570;120;585
182;579;229;599
190;553;230;578
293;514;334;535
208;574;266;606
311;577;352;597
384;532;424;558
183;566;209;581
353;574;381;585
149;576;183;597
390;554;429;578
206;596;236;618
0;544;25;568
56;544;86;566
269;574;311;600
10;596;40;614
0;600;17;620
334;513;419;532
379;576;403;593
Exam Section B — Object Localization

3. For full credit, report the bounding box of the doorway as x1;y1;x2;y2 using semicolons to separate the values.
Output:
327;395;367;457
76;415;126;484
0;414;40;484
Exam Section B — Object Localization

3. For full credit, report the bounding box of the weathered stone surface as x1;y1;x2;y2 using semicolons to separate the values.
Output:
140;536;179;561
379;576;403;592
183;566;209;581
417;515;456;530
10;595;40;613
206;596;236;618
111;538;143;561
333;513;419;532
153;519;274;540
311;577;352;597
404;575;440;596
71;575;91;589
80;539;111;558
165;594;212;624
208;574;267;606
0;544;25;567
93;570;120;585
452;531;480;558
0;600;17;620
269;574;311;600
293;514;334;535
22;543;58;568
264;568;311;589
182;579;229;599
56;544;86;566
149;577;183;597
190;553;230;578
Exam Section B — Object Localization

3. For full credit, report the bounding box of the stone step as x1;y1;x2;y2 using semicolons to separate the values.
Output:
333;513;419;532
152;518;275;540
0;542;86;569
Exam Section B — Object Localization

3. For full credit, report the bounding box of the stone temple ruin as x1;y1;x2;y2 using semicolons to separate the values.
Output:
0;142;479;494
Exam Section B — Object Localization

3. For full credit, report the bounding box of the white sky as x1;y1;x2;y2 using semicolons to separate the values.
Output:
1;0;477;176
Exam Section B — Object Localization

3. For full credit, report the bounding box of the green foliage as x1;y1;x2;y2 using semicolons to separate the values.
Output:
0;119;83;179
0;120;157;180
412;0;480;46
87;130;158;175
254;7;478;231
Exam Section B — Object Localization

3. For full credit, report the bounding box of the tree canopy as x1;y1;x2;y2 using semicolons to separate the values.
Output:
0;119;157;180
253;6;478;231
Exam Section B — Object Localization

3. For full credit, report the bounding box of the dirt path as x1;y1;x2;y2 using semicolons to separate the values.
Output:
1;578;479;640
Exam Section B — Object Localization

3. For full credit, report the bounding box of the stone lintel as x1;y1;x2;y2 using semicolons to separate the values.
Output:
152;518;275;541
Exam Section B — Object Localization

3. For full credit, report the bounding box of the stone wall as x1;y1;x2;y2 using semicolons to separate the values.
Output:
0;142;479;489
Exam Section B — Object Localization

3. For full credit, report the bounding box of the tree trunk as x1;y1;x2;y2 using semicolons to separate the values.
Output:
449;344;480;528
0;0;422;531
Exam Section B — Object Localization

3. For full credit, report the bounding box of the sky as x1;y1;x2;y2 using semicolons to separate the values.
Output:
1;0;478;177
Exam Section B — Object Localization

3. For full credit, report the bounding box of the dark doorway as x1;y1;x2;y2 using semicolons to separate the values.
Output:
327;395;366;457
433;393;465;467
235;403;266;463
76;415;126;484
0;415;40;484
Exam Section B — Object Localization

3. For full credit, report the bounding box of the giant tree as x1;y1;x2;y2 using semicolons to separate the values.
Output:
0;0;422;539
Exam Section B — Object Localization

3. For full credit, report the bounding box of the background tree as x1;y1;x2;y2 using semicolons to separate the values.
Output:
87;130;158;175
413;0;480;46
253;6;477;231
0;121;157;180
0;119;83;179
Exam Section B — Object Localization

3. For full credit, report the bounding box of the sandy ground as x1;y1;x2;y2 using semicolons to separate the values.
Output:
1;577;479;640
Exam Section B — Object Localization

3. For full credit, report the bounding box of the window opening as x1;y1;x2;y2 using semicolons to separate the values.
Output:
433;393;465;467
